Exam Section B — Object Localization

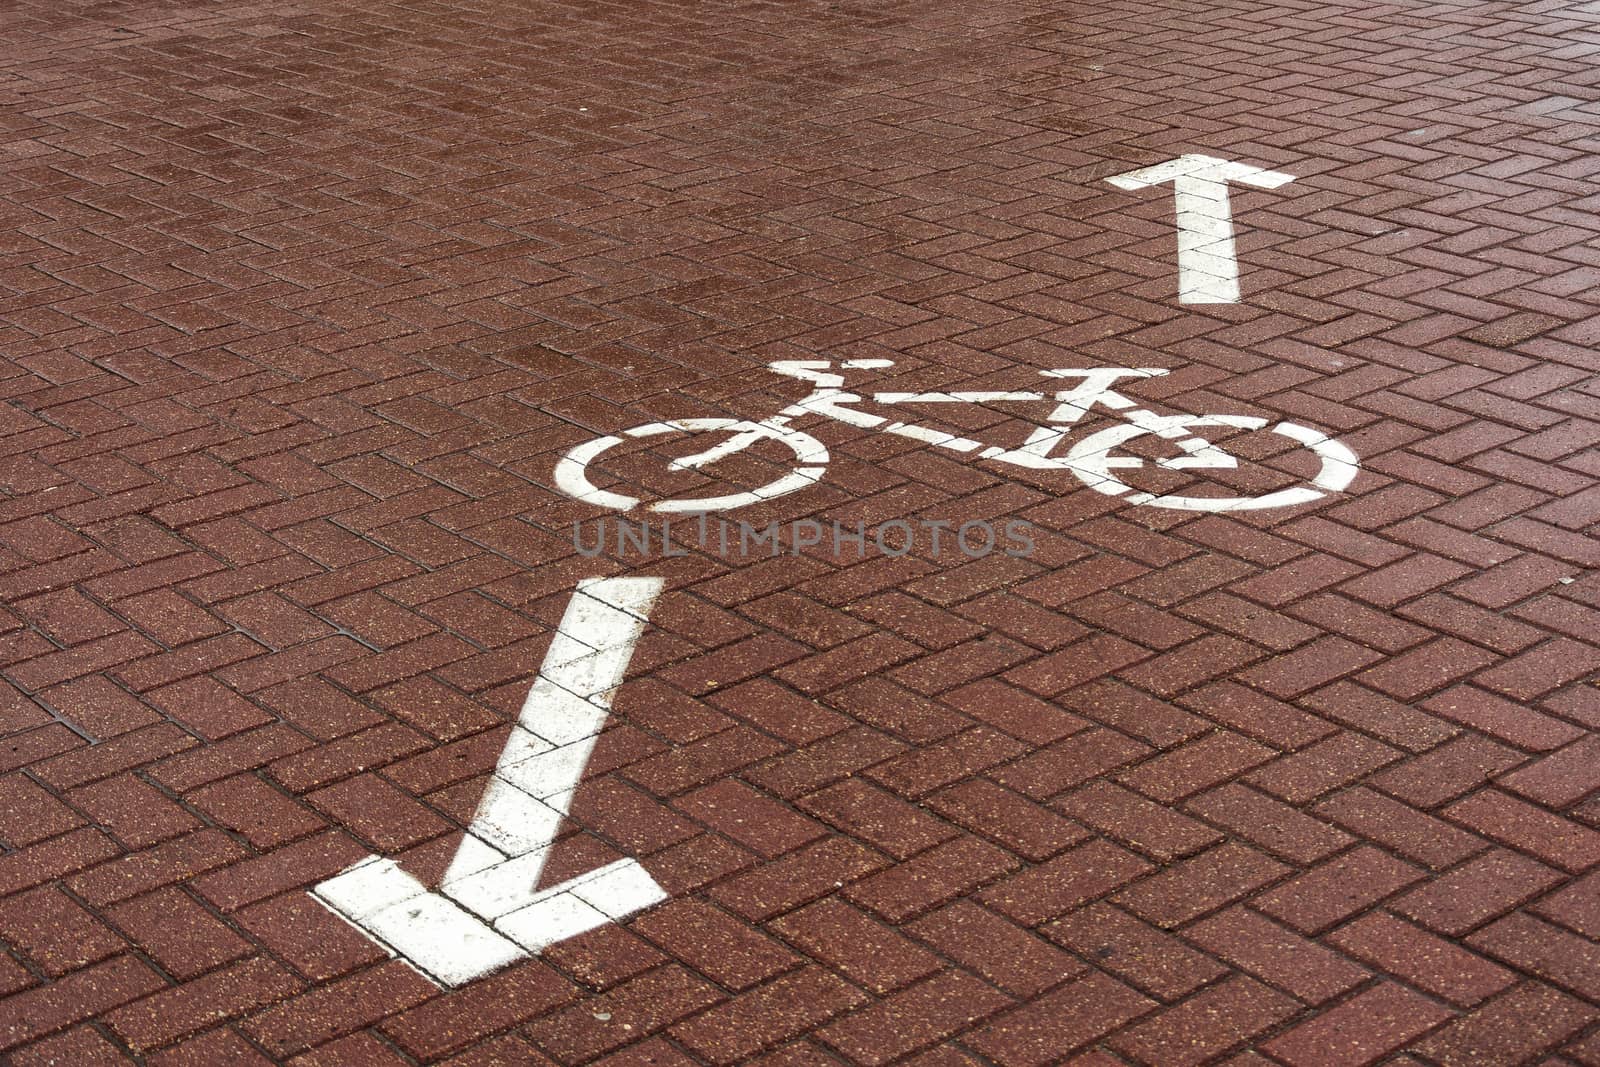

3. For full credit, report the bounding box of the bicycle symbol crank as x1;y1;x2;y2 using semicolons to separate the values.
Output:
554;361;1359;514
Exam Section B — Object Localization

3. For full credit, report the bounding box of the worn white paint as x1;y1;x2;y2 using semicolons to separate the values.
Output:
1106;154;1294;304
312;577;665;987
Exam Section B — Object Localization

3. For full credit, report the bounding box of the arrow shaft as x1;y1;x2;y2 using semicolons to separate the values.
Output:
1171;175;1240;304
442;576;660;885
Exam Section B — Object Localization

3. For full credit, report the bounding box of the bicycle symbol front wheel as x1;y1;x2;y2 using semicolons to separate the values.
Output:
1064;416;1359;512
554;418;830;513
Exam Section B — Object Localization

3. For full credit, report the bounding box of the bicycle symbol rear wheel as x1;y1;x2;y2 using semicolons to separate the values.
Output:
555;418;830;513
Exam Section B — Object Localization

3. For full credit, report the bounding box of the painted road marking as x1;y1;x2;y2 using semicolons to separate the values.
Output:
1106;154;1294;304
312;576;665;987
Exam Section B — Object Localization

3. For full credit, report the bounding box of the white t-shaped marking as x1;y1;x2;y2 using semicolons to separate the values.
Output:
1106;154;1294;304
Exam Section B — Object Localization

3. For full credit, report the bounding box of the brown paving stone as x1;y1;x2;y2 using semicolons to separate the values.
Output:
638;899;803;992
1262;981;1454;1067
771;897;939;995
1328;912;1518;1009
1410;982;1598;1067
816;970;1013;1065
0;884;125;977
381;961;576;1062
1251;845;1426;934
1395;849;1567;937
104;956;303;1054
106;887;255;982
0;955;166;1052
966;971;1156;1066
1108;975;1299;1067
933;777;1091;861
1114;842;1289;930
240;961;438;1060
667;966;866;1067
1046;902;1227;1002
1184;905;1369;1005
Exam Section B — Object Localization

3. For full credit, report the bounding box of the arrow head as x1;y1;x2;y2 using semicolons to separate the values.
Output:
1106;154;1294;191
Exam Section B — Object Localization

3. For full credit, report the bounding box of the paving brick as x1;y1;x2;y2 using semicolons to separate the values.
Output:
1114;842;1288;929
0;773;82;846
1370;735;1528;809
850;835;1020;923
1109;975;1299;1067
1261;981;1453;1067
69;827;249;907
1298;681;1457;753
1058;679;1209;747
1285;593;1432;656
1421;685;1587;752
928;681;1088;748
1237;637;1385;699
1314;786;1487;870
821;676;970;743
1532;870;1600;940
1186;783;1352;864
241;961;439;1060
106;887;255;981
0;955;166;1052
10;1026;134;1067
1119;731;1279;804
1252;846;1426;934
67;772;201;849
1395;849;1566;936
710;838;887;923
284;1030;412;1067
798;777;958;860
995;727;1154;801
1474;639;1600;703
1329;911;1517;1008
1047;902;1226;1001
667;966;866;1067
382;960;576;1061
1176;682;1336;750
817;970;1012;1065
766;897;936;995
1411;983;1598;1066
191;831;371;913
966;971;1155;1067
0;885;124;977
932;778;1091;861
910;899;1084;998
1245;731;1403;804
105;956;303;1053
1445;789;1600;873
673;779;828;858
1468;912;1600;1002
1057;780;1221;861
864;726;1028;799
1184;905;1369;1004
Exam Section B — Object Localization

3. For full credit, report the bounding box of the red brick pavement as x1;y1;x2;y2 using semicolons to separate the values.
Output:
0;0;1597;1062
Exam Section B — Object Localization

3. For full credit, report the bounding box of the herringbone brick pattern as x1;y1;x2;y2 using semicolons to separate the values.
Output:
0;0;1596;1061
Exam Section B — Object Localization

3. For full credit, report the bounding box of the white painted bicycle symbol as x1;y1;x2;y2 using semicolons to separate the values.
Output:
555;360;1360;514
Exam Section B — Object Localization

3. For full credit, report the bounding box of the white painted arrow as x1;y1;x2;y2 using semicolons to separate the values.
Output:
1106;154;1294;304
312;576;666;987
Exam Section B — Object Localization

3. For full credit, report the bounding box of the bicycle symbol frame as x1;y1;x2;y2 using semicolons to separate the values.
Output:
554;360;1360;514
